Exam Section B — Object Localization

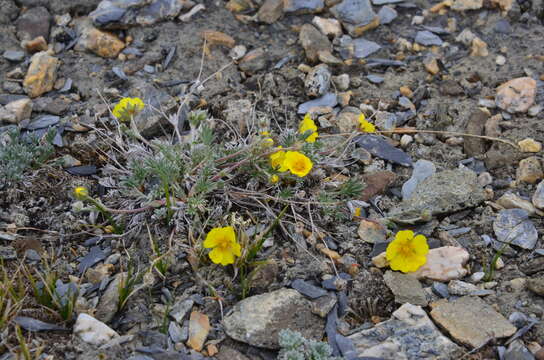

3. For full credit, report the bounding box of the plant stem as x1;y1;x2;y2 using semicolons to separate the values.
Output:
86;197;123;234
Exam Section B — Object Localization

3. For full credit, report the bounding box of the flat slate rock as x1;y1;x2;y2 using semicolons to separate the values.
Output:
298;92;338;114
389;168;485;219
493;209;538;250
415;30;443;46
348;303;462;358
355;134;412;167
430;296;516;348
14;316;68;332
383;271;428;306
291;279;328;299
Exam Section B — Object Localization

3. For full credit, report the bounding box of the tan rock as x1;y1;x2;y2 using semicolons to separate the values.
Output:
361;171;397;202
3;98;32;124
334;110;360;132
201;30;236;49
430;296;516;348
496;77;537;113
299;23;332;63
451;0;483;10
312;16;342;38
518;138;542;153
492;0;514;12
399;86;413;97
187;311;210;351
414;246;469;282
358;219;387;243
257;0;283;24
470;37;488;57
76;21;125;58
423;56;440;75
226;0;254;12
517;156;544;184
23;51;59;98
23;36;48;53
372;252;388;268
496;193;537;215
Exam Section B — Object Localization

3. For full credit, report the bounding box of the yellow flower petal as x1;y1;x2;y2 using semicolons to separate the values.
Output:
299;114;319;143
412;234;430;255
283;151;313;177
219;249;236;265
270;147;287;171
396;230;414;242
208;247;224;264
358;114;376;133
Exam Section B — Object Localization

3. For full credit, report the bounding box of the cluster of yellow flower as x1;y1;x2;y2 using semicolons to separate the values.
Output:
112;97;145;122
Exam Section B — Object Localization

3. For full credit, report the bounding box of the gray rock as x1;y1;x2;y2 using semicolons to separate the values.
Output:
90;0;187;29
431;282;449;298
305;64;331;98
348;303;462;358
331;0;377;26
170;299;194;324
3;50;25;62
447;280;479;296
291;279;328;299
527;277;544;296
24;115;60;131
299;23;332;63
14;316;68;332
378;6;398;24
390;168;486;219
16;6;51;41
532;180;544;209
373;0;403;4
283;0;324;13
298;92;337;114
503;340;534;360
493;209;538;250
311;294;337;318
238;48;268;74
0;0;19;25
401;160;436;200
367;74;384;84
168;321;184;343
95;272;124;323
223;288;325;349
355;134;412;167
336;35;381;59
415;31;443;46
383;271;428;306
430;296;516;348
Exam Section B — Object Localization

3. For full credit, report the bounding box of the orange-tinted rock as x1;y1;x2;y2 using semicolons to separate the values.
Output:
23;51;59;98
187;311;210;351
23;36;48;53
76;20;125;58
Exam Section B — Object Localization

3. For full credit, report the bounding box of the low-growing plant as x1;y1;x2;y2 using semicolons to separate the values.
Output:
117;262;143;312
73;186;124;234
0;263;26;331
0;128;55;186
278;329;343;360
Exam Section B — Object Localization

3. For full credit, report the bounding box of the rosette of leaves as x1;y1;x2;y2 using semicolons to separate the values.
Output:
278;329;344;360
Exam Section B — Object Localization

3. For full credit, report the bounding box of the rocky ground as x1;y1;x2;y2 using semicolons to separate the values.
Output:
1;0;544;359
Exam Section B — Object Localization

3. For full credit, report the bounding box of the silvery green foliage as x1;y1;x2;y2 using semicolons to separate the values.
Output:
278;329;344;360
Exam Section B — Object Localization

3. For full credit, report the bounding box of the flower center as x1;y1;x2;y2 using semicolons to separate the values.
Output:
216;236;230;249
292;160;306;172
399;243;415;257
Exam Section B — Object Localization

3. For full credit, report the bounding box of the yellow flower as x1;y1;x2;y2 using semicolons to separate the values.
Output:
386;230;429;273
299;113;318;143
112;97;145;121
270;174;280;184
283;151;313;177
260;131;274;146
270;146;288;171
203;226;241;266
354;207;361;217
73;186;89;200
358;114;376;133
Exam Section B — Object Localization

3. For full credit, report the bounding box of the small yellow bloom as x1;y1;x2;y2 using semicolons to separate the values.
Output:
112;97;145;121
283;151;313;177
270;174;280;184
386;230;429;273
354;207;362;217
270;146;288;171
299;113;318;143
73;186;89;200
358;114;376;133
203;226;241;266
260;131;274;146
